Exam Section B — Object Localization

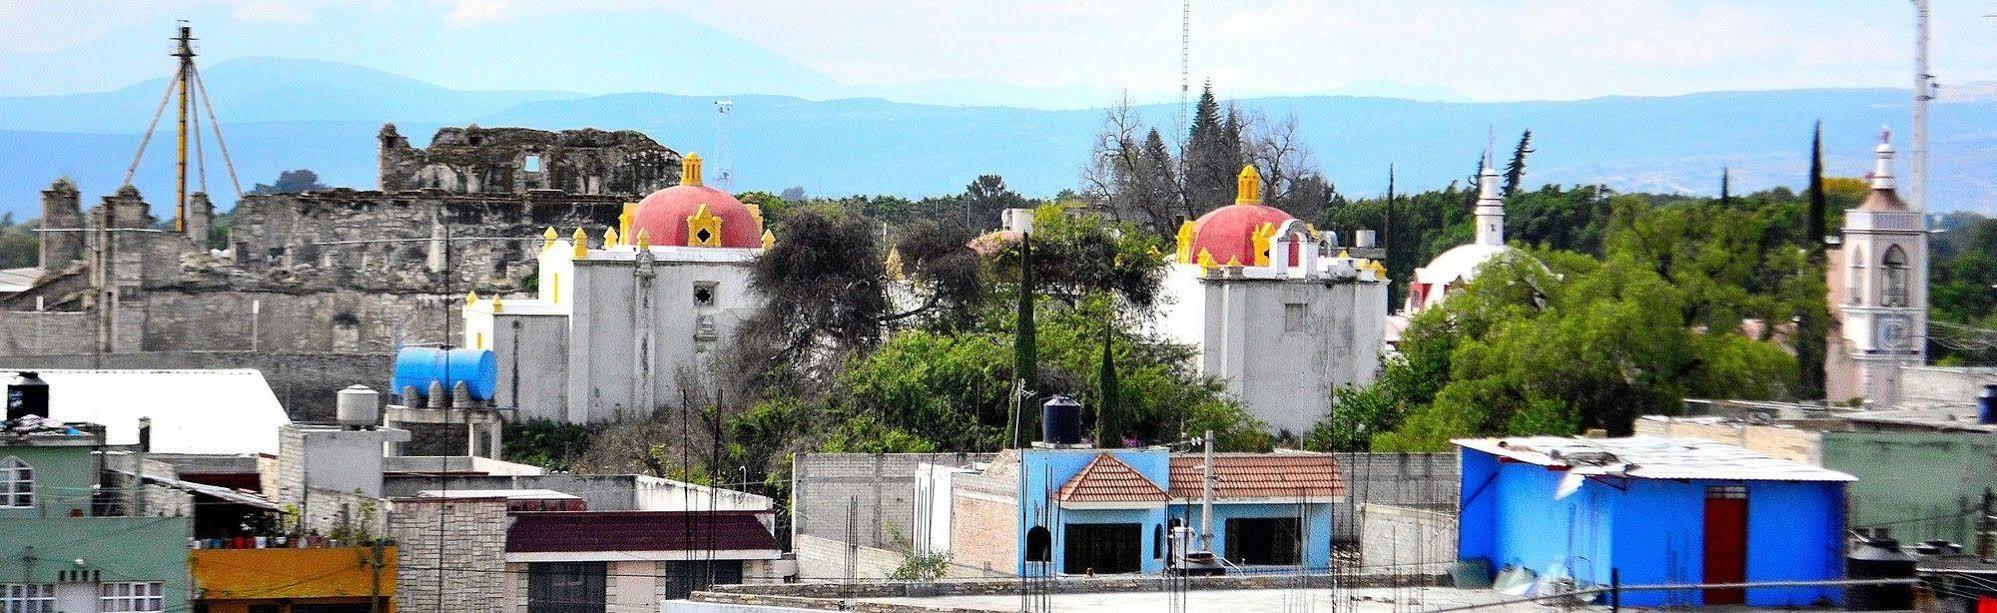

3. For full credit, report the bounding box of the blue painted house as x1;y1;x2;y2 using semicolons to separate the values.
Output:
1455;436;1855;607
946;448;1343;577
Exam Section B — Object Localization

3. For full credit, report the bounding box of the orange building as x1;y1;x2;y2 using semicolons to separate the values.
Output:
191;546;395;613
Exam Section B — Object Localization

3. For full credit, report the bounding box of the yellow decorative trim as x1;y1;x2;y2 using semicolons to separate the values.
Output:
465;291;479;306
491;298;504;313
1369;261;1388;275
1235;165;1263;205
884;247;905;280
571;228;588;259
619;203;636;243
1225;255;1243;267
687;203;723;247
760;229;776;250
475;331;485;350
552;273;561;304
1196;248;1218;273
1336;249;1350;259
541;227;558;252
635;228;651;250
1250;223;1275;266
604;227;620;248
1175;221;1196;263
746;203;764;228
681;153;704;187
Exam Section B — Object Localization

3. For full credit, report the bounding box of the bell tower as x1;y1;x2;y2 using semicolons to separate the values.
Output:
1833;129;1927;404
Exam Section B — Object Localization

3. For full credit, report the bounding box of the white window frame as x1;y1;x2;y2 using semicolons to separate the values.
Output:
0;457;31;509
0;583;54;613
98;581;163;612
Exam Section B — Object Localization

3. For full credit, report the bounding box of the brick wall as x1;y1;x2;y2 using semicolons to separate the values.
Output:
390;497;508;612
1328;453;1457;543
947;487;1016;578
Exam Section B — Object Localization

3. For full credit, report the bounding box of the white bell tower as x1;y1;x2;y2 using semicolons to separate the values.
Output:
1835;129;1928;404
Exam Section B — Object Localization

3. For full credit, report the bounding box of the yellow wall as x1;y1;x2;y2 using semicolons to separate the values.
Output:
192;546;395;610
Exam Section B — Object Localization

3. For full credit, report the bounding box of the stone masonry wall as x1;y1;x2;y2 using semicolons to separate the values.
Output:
379;125;680;197
390;497;508;612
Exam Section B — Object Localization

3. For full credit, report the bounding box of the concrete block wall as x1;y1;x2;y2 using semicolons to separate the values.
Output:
1634;418;1824;464
946;486;1016;578
791;453;993;549
1360;503;1457;575
391;497;507;612
1329;452;1457;543
794;534;905;581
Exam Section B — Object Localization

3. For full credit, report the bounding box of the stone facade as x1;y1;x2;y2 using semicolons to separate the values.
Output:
390;497;509;612
379;125;679;196
0;124;686;384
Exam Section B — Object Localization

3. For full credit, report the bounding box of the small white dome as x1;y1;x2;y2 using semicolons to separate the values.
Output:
1414;243;1507;286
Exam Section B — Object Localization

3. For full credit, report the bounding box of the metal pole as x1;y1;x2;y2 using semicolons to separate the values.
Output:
1611;568;1621;613
173;25;195;233
1201;429;1214;551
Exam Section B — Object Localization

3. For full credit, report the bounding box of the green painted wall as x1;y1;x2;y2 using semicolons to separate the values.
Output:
0;442;98;519
1822;431;1997;545
0;441;192;608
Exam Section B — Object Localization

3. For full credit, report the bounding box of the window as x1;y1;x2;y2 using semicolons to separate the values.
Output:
1025;526;1052;562
523;155;543;172
1153;524;1164;559
1225;517;1301;566
1707;485;1748;499
1880;245;1910;308
693;282;718;307
1846;245;1866;304
528;562;605;613
0;584;53;613
0;457;30;508
1064;523;1142;574
99;582;163;612
1283;303;1309;332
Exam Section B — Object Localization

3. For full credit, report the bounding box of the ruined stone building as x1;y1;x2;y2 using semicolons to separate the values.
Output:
0;125;682;415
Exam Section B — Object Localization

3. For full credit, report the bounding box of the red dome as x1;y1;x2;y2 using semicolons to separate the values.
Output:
1190;204;1295;265
630;184;762;249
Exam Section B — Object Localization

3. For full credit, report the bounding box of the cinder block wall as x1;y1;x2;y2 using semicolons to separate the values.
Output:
391;497;507;612
790;453;993;548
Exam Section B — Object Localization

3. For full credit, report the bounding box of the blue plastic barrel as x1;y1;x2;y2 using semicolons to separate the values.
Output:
391;347;498;401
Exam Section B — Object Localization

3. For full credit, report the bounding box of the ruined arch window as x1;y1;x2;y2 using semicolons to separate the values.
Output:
1;457;32;508
1025;526;1052;562
1846;244;1866;304
523;155;543;172
1880;245;1910;307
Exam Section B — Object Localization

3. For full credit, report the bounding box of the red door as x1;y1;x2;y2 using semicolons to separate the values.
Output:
1704;485;1749;605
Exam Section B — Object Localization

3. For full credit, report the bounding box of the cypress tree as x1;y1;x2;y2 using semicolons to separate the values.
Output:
1502;129;1533;196
1012;234;1038;446
1720;166;1732;206
1795;121;1829;400
1094;324;1119;447
1385;164;1397;306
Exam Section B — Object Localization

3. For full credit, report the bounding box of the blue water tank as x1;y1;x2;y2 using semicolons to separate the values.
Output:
391;347;498;402
1979;384;1997;425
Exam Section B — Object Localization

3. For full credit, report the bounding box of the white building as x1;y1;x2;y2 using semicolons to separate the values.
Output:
1406;157;1510;313
1155;165;1390;436
1827;131;1928;404
463;154;769;423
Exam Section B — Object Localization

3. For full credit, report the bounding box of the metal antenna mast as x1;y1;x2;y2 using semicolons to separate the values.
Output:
1177;0;1191;144
1910;0;1933;212
714;99;735;192
173;24;195;232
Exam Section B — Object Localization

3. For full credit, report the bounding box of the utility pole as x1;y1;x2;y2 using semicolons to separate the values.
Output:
1910;0;1932;213
173;24;196;233
1201;429;1214;551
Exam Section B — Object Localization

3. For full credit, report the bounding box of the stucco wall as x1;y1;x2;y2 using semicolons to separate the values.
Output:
1361;503;1457;574
1823;431;1997;545
1201;277;1387;436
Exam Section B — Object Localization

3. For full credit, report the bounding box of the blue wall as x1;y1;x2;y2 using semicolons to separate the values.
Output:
1458;448;1846;607
1170;501;1334;572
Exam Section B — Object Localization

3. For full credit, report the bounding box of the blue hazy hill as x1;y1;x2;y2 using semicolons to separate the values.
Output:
3;59;1993;220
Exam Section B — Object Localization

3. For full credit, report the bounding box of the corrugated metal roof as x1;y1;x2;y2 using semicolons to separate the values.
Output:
1168;453;1346;499
1056;453;1167;503
1454;436;1855;482
3;369;290;455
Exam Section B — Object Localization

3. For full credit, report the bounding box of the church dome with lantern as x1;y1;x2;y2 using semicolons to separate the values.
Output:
629;153;764;248
1177;165;1297;266
1406;158;1510;311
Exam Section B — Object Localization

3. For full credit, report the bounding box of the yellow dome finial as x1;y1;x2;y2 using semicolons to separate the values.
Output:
635;228;651;250
604;227;620;248
491;297;504;313
1235;165;1263;205
1175;220;1197;263
542;227;558;252
681;153;704;187
571;228;588;259
761;228;776;250
465;291;480;306
619;203;636;241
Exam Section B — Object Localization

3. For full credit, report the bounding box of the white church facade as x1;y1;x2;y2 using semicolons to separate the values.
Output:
1154;165;1391;436
1827;131;1929;405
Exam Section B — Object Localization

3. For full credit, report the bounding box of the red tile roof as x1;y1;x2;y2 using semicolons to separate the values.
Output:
1168;454;1346;499
1056;453;1168;503
505;511;779;554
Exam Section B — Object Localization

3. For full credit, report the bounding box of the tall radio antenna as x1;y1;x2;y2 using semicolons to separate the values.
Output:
714;99;735;192
1177;0;1191;145
1909;0;1932;212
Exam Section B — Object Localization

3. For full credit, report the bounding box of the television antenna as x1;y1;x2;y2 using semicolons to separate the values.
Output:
714;99;734;192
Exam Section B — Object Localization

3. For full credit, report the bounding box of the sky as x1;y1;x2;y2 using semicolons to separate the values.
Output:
3;0;1996;105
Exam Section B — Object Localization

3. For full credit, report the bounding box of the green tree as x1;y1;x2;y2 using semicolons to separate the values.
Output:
249;169;328;195
1502;130;1533;197
1011;232;1039;446
1795;122;1830;398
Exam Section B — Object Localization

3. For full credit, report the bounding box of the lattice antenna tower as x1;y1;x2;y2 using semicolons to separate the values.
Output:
1910;0;1932;212
1177;0;1191;147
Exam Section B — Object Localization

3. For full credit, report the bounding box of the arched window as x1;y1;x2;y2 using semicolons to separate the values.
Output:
1025;526;1052;562
1847;245;1866;304
1881;245;1910;307
1;457;32;508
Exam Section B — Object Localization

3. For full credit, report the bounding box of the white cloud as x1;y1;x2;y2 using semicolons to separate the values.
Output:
232;0;314;23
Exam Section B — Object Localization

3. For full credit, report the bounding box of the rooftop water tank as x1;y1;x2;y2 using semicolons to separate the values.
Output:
336;385;380;427
391;347;498;403
6;371;49;421
1846;537;1916;611
1041;395;1083;446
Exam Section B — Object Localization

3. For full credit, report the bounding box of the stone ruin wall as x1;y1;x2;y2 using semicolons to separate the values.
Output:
378;124;680;197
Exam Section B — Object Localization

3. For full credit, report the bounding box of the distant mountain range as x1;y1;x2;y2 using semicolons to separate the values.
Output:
2;57;1993;220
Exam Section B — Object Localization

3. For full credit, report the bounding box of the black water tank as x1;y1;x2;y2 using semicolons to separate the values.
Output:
1847;537;1917;611
1978;384;1996;425
6;371;49;421
1041;395;1083;445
